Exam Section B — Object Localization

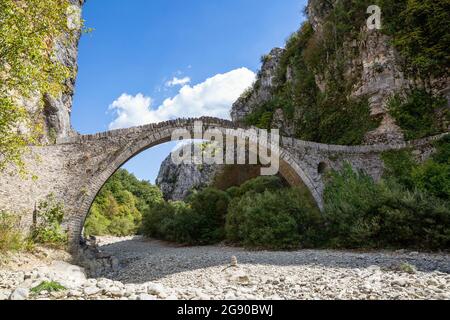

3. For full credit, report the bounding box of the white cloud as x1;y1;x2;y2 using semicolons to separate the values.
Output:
108;93;154;130
165;76;191;87
109;67;256;130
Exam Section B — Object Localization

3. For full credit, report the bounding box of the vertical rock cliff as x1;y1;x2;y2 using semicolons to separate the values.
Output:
231;0;449;145
156;150;222;201
26;0;84;141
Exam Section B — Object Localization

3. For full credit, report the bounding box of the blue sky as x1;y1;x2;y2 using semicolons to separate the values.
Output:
72;0;307;183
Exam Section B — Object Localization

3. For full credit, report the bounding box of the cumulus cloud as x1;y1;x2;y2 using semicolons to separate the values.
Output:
109;67;256;130
165;76;191;87
108;93;154;130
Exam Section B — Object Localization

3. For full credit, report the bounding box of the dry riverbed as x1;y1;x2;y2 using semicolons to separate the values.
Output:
1;236;449;300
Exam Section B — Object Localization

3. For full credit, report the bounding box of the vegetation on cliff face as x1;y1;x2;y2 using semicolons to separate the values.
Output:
244;0;449;144
245;2;379;145
0;0;77;174
388;90;448;140
380;0;450;78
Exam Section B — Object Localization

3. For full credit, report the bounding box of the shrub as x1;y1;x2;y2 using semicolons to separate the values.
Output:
411;161;450;200
399;263;417;274
381;149;417;189
226;186;241;199
226;191;300;250
410;137;450;200
226;189;322;250
141;201;203;245
377;181;450;250
142;188;230;245
163;202;199;244
382;136;450;201
141;201;176;240
32;195;68;248
186;188;230;244
231;176;285;198
286;188;325;247
107;215;137;237
323;164;450;250
388;90;448;140
432;135;450;165
323;164;383;248
84;205;110;237
142;176;324;249
0;212;25;253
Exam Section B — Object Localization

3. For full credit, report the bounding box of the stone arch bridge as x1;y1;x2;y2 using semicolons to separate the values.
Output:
0;117;444;251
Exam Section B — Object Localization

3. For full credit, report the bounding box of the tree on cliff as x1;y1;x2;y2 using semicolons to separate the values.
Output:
0;0;76;174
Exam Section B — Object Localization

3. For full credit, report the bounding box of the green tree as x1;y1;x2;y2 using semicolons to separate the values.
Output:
84;169;163;237
230;176;285;198
388;90;448;140
382;136;450;201
0;0;79;173
187;188;230;244
323;164;384;248
323;162;450;250
380;0;450;78
226;191;301;250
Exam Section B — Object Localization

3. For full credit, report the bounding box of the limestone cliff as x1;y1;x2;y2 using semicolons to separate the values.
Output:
25;0;84;142
231;0;449;144
156;149;222;201
231;48;285;124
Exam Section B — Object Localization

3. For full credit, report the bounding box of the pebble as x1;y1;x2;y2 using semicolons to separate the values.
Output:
83;286;102;296
137;293;156;301
10;288;29;300
147;283;166;297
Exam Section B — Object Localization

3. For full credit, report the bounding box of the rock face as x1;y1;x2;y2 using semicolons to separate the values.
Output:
25;0;84;141
156;147;222;201
231;48;285;124
306;0;336;32
231;0;449;144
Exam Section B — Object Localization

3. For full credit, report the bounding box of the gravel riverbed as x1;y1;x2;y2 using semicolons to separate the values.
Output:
1;236;449;300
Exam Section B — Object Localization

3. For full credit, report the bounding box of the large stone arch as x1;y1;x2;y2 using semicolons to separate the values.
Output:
1;116;444;253
67;118;319;251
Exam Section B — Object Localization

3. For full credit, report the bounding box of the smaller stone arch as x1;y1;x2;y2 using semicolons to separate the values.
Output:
317;162;330;175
